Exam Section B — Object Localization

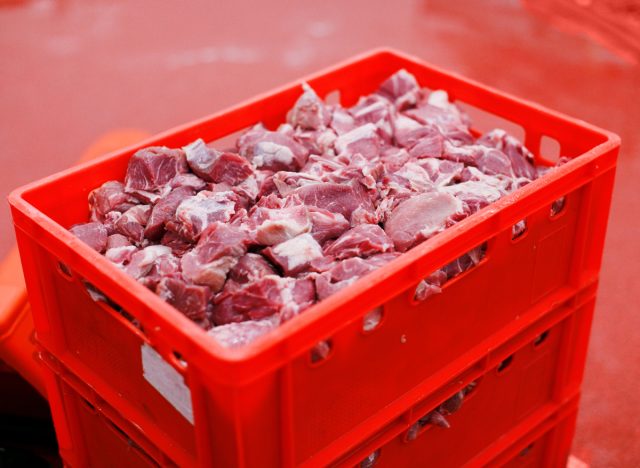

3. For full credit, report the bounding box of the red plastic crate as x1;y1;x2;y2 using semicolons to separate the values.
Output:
8;49;619;466
41;293;588;468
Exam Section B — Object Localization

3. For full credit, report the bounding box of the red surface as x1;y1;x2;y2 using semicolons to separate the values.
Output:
1;1;638;466
8;48;618;467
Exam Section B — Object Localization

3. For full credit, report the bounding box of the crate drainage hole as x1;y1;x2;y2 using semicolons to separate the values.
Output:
57;261;74;280
497;355;514;373
519;442;535;457
512;219;527;240
359;449;381;468
551;196;566;217
363;307;383;332
533;330;550;347
310;340;333;364
171;351;188;369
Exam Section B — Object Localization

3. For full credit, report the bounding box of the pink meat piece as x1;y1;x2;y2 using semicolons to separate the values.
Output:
114;205;151;244
324;224;394;260
168;190;238;241
208;315;281;348
160;230;194;257
212;275;315;324
330;153;384;191
70;222;108;253
102;211;122;236
441;245;486;279
124;146;188;193
307;206;351;244
170;173;207;191
329;106;357;135
248;202;312;246
89;181;137;222
350;95;394;143
228;253;277;283
294;181;376;224
293;128;337;156
106;234;132;249
156;276;212;325
272;171;322;196
237;124;309;171
184;138;253;185
377;69;422;110
287;83;331;130
180;223;250;292
476;129;537;180
263;233;324;276
315;253;400;300
441;181;504;214
144;186;195;241
442;142;515;177
417;158;464;186
393;114;431;148
380;147;411;173
334;123;381;159
124;245;178;280
105;244;138;266
414;270;448;302
384;192;465;252
407;132;444;159
406;91;473;144
302;155;346;180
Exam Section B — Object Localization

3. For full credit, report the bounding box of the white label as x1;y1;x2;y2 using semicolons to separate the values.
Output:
141;343;194;425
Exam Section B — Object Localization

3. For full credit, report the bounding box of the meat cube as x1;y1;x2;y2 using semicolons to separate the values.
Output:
228;253;277;283
237;124;309;171
307;207;351;244
70;222;108;253
169;190;238;241
315;253;399;300
106;233;132;249
477;129;537;180
263;233;324;276
393;114;429;148
160;230;194;257
441;181;504;214
183;138;253;185
170;173;207;191
324;224;394;260
272;171;322;197
329;106;357;135
408;132;444;159
334;123;381;159
156;277;212;325
114;205;151;244
208;316;281;348
293;128;337;156
294;181;376;224
212;275;315;324
89;181;136;222
144;186;195;241
124;146;188;193
417;159;464;186
377;69;421;110
180;223;250;292
384;192;465;252
406;92;473;144
287;83;331;130
350;95;394;143
380;147;411;173
124;245;178;280
249;203;312;246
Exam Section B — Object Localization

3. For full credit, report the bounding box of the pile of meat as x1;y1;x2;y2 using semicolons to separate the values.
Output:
69;69;555;348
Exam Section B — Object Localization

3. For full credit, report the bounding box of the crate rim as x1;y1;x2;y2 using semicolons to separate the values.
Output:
7;48;620;379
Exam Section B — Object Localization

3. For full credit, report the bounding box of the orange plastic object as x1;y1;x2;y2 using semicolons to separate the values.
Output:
8;49;619;467
0;129;148;397
40;297;587;467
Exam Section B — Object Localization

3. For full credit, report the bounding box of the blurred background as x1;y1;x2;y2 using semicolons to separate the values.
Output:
1;0;638;466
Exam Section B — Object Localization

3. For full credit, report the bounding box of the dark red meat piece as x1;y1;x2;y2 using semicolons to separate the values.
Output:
114;205;151;244
156;277;212;324
263;233;324;276
124;146;188;192
70;222;108;253
144;186;195;241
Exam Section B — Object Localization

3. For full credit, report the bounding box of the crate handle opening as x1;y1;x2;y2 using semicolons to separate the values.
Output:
511;219;527;241
310;339;333;365
550;196;567;218
533;330;550;348
497;354;514;374
362;306;384;333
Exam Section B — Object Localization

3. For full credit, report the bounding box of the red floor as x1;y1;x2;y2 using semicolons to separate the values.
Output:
1;1;638;466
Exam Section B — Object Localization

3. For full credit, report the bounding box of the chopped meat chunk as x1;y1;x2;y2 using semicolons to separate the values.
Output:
324;224;394;259
124;147;188;193
70;222;108;253
263;233;324;276
184;139;253;185
156;277;212;326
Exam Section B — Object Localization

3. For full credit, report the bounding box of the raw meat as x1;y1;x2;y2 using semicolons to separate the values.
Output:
124;146;188;193
324;224;393;259
384;192;465;251
70;222;108;253
263;233;324;276
71;68;554;348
